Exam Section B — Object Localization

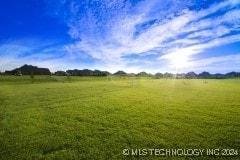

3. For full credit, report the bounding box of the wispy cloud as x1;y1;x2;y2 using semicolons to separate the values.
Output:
0;39;77;71
188;54;240;73
1;0;240;73
56;0;240;72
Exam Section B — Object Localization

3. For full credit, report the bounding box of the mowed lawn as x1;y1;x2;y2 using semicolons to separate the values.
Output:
0;76;239;159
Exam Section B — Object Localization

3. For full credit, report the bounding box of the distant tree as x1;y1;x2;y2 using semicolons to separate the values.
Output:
30;72;34;83
66;69;109;76
15;70;22;76
67;73;71;82
8;64;50;75
186;72;197;79
212;73;225;79
225;72;239;78
176;73;185;79
131;74;135;87
163;72;173;78
137;72;149;77
107;75;111;81
155;73;163;78
113;70;127;75
198;71;211;79
55;71;66;76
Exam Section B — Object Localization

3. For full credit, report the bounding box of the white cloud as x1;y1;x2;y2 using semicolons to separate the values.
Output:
64;0;240;63
192;54;240;67
188;54;240;73
1;0;240;73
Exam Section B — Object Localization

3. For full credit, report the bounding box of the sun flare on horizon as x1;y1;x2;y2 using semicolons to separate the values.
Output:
170;48;192;70
171;54;189;69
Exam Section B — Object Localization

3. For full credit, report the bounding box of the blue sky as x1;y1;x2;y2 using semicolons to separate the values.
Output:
0;0;240;73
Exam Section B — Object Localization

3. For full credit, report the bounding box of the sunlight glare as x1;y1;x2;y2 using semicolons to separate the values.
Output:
170;48;192;69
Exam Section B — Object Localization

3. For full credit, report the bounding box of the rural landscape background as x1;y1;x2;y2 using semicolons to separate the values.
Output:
1;0;240;159
0;64;239;159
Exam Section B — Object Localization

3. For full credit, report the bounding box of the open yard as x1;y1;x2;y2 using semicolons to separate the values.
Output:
0;76;239;159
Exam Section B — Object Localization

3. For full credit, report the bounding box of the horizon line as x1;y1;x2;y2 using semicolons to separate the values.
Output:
1;64;240;75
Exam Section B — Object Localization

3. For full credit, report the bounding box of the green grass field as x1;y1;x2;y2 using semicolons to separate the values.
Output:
0;76;239;159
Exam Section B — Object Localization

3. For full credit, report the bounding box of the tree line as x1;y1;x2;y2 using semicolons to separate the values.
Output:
1;64;240;79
